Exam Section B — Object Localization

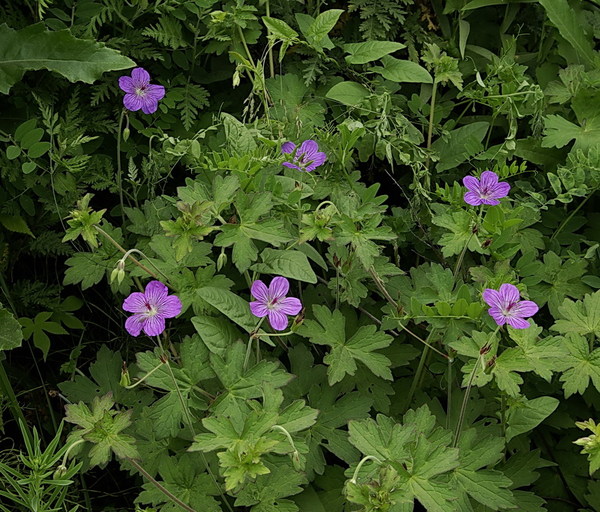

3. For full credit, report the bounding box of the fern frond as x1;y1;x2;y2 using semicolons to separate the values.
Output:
142;17;185;49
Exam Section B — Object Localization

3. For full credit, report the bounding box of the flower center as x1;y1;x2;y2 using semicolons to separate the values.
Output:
266;297;279;310
502;302;517;316
145;301;159;317
135;85;148;97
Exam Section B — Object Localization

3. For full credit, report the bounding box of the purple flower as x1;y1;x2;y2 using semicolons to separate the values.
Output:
482;283;539;329
463;171;510;206
282;140;327;172
118;68;165;114
249;277;302;331
123;281;182;336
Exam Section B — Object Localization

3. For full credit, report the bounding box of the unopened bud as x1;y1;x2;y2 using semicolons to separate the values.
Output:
232;70;241;88
120;362;131;387
291;309;305;332
291;450;302;471
217;250;227;271
123;127;130;142
53;464;67;480
484;355;497;374
480;344;492;356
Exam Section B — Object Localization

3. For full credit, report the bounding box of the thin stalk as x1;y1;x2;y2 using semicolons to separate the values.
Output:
156;337;234;512
237;26;256;68
118;248;171;283
116;109;126;223
0;364;31;443
550;190;595;242
350;455;383;484
94;226;164;283
123;359;166;389
265;0;275;78
127;458;198;512
446;356;453;430
453;354;481;447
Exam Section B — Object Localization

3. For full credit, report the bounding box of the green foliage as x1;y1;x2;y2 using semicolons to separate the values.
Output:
3;0;600;510
0;22;134;93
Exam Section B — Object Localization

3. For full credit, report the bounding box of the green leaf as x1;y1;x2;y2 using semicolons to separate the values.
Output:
299;306;393;385
303;9;343;50
192;315;243;357
0;307;23;351
252;248;317;283
0;23;135;94
197;287;256;333
558;333;600;397
431;122;489;172
325;81;370;106
262;16;299;39
505;396;559;442
344;41;406;64
19;311;67;360
542;114;600;151
0;214;34;236
551;291;600;338
136;454;222;512
6;145;20;159
370;55;433;83
27;141;51;158
538;0;596;68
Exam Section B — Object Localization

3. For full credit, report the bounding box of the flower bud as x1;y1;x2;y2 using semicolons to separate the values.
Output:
291;309;305;332
120;363;131;387
291;450;302;471
484;355;497;374
53;464;67;480
217;250;227;271
232;70;241;88
123;127;130;142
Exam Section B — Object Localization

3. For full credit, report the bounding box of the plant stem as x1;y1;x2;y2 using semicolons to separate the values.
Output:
453;353;482;447
350;455;382;484
0;362;31;443
265;0;275;78
127;458;198;512
116;109;126;223
93;226;164;283
550;190;595;242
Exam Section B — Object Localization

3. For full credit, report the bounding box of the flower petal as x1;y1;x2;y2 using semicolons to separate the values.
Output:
142;315;166;336
462;175;480;192
118;76;136;93
159;295;182;318
513;300;539;318
298;140;319;158
145;281;169;306
282;162;302;171
268;310;289;331
123;93;142;111
277;297;302;316
305;151;327;172
492;181;510;199
145;84;165;101
123;292;148;313
480;171;499;189
251;280;269;302
464;191;483;206
269;276;290;300
141;99;159;114
131;67;151;86
482;289;503;308
125;315;145;336
249;301;269;318
488;306;507;326
481;197;500;206
281;141;296;154
507;316;530;329
498;283;520;305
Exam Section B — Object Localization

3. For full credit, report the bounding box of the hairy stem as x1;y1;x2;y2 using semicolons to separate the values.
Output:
116;109;126;223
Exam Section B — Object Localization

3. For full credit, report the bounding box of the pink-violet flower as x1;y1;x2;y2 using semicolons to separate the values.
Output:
249;277;302;331
463;171;510;206
482;283;538;329
282;140;327;172
123;280;182;336
118;68;165;114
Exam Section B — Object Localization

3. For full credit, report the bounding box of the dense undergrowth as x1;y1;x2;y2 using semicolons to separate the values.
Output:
1;0;600;511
